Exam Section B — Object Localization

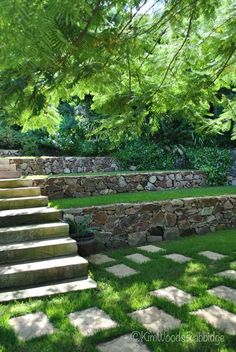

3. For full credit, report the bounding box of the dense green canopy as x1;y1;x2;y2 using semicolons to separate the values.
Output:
0;0;235;139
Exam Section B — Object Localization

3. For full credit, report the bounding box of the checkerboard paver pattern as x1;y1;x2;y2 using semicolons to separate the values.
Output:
191;305;236;335
125;253;151;264
164;253;192;263
151;286;194;306
9;312;55;341
105;264;138;278
129;306;181;334
69;307;118;336
97;334;150;352
198;251;227;261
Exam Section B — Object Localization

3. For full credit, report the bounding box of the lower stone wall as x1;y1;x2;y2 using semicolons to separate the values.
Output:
33;170;207;199
63;196;236;248
8;156;119;175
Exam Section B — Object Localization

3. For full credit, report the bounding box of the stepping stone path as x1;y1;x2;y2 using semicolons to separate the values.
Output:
125;253;150;264
191;305;236;335
87;253;115;265
69;307;118;336
198;251;227;261
9;312;55;341
216;270;236;280
97;334;150;352
208;286;236;304
106;264;138;278
151;286;194;306
164;253;192;263
0;174;97;302
137;245;164;253
129;306;181;334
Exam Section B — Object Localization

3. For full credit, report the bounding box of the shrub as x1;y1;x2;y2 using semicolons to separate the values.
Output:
185;147;231;185
114;140;176;170
0;125;21;148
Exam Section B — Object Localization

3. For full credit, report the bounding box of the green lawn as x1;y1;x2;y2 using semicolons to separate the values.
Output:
1;230;236;351
50;186;236;209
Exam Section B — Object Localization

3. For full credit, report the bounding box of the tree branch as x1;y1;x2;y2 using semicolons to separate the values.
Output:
153;0;197;95
208;47;236;87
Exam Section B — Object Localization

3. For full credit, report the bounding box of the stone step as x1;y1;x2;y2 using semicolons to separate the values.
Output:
0;277;97;302
0;255;88;289
0;171;21;179
0;164;16;171
0;207;62;227
0;222;69;244
0;196;48;210
0;237;77;264
0;187;41;199
0;159;9;165
0;178;32;188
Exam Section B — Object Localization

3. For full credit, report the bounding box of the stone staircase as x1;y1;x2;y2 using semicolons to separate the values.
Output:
0;176;97;303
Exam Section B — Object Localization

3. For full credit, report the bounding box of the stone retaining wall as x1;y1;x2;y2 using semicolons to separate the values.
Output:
63;196;236;248
33;170;207;199
8;156;119;175
0;149;21;157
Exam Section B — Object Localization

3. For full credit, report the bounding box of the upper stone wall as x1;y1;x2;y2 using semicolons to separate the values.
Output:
32;170;207;199
8;156;119;175
0;149;21;157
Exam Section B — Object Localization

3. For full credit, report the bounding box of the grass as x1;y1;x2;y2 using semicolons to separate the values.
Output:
50;186;236;209
1;229;236;351
24;169;192;179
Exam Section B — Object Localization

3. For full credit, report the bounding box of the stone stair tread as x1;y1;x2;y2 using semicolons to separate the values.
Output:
0;172;21;179
0;179;32;188
0;277;97;302
0;222;67;235
0;196;48;210
0;195;48;206
0;187;41;198
0;255;87;275
0;159;10;165
0;206;58;218
0;237;75;251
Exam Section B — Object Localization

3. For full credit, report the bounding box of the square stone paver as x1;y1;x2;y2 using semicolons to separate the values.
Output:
69;307;118;336
97;334;150;352
137;245;164;253
125;253;151;264
105;264;138;278
191;305;236;335
198;251;227;261
208;286;236;304
9;312;55;341
129;306;181;334
216;270;236;280
86;253;115;265
151;286;194;307
164;253;192;263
